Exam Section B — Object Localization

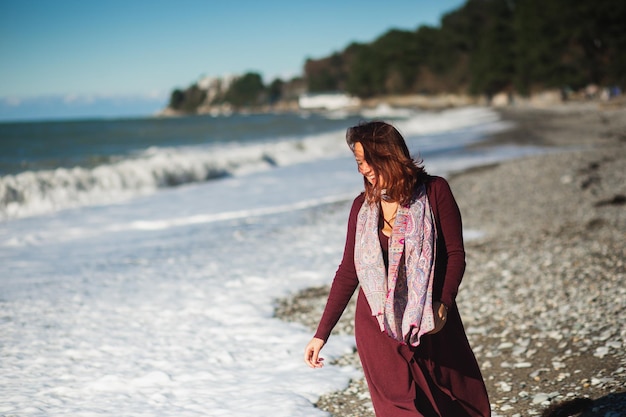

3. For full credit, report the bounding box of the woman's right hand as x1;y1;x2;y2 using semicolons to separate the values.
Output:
304;337;326;368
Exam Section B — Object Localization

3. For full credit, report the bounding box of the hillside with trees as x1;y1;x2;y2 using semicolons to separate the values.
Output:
166;0;625;114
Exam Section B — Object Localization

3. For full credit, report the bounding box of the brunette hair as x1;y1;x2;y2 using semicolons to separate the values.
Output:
346;120;427;206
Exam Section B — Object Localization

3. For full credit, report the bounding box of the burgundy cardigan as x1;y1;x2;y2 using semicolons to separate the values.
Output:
314;176;466;341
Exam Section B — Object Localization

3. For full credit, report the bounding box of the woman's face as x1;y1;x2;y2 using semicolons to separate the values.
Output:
353;142;378;186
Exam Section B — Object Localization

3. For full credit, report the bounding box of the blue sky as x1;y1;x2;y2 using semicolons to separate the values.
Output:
0;0;466;121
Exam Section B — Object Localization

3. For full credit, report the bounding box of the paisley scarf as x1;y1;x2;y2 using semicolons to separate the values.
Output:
354;184;436;346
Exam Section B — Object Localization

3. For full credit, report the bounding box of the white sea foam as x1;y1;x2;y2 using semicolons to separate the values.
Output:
0;131;349;221
397;106;505;136
0;157;363;416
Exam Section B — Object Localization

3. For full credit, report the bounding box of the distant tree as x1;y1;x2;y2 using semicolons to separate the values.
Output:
371;29;421;94
511;0;622;93
169;89;185;110
413;25;449;74
411;25;464;93
468;0;516;96
567;0;626;87
267;78;284;103
513;0;573;93
346;43;385;97
168;85;206;113
305;53;347;92
222;72;265;107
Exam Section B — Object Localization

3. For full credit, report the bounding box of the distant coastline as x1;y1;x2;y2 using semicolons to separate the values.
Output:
157;89;626;119
158;0;625;119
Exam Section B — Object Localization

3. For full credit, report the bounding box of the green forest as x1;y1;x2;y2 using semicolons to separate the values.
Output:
169;0;626;112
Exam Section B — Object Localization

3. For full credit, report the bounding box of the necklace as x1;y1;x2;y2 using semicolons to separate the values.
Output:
383;216;395;229
381;204;398;229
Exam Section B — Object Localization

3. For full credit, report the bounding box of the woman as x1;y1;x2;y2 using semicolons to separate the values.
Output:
304;121;490;417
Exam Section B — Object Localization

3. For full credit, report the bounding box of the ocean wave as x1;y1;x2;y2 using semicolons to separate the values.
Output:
0;130;350;221
0;107;503;221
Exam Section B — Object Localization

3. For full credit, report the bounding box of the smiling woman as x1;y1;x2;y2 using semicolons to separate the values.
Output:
304;120;491;417
353;143;377;185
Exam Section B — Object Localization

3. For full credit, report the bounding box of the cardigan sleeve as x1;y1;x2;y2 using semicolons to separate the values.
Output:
429;177;466;308
313;195;363;342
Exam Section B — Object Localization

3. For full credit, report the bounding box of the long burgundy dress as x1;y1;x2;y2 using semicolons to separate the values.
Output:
314;176;491;417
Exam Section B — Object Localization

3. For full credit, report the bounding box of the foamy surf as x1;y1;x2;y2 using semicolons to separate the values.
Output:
0;107;507;221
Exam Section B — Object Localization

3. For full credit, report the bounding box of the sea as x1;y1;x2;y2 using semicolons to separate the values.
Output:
0;106;544;416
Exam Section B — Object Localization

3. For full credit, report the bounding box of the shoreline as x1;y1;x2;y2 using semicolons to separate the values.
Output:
275;103;626;416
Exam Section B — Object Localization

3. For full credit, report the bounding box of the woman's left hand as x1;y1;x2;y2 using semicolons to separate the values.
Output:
429;302;448;334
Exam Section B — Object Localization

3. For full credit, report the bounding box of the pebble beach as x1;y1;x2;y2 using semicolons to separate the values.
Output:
276;102;626;417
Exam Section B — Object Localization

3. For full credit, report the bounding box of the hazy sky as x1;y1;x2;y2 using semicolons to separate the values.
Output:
0;0;466;119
